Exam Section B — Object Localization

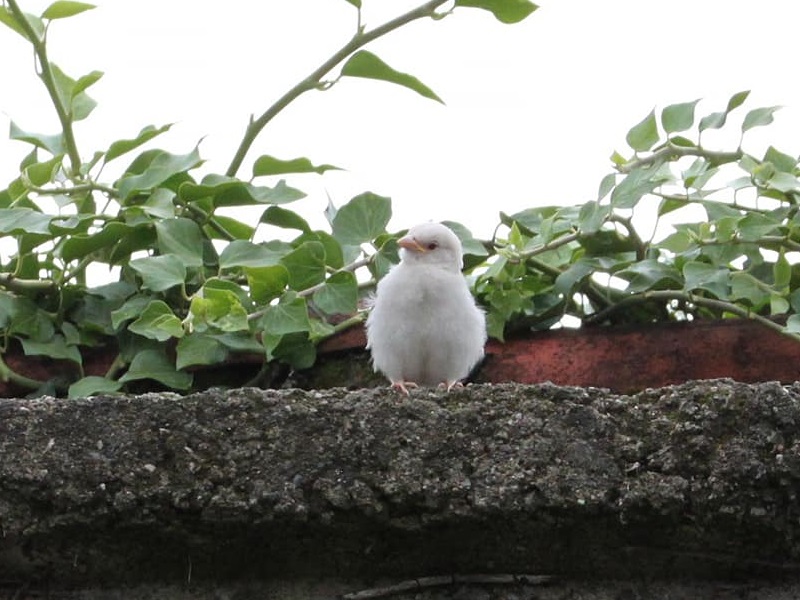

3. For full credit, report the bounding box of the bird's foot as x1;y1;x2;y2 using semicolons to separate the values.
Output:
438;380;464;392
390;381;418;396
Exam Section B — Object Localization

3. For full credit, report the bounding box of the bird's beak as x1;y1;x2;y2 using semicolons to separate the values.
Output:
398;235;427;253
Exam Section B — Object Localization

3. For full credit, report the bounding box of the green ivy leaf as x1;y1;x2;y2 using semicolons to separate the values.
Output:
179;177;306;207
763;146;797;173
626;109;659;152
111;295;153;329
205;215;253;240
246;265;290;303
24;155;64;186
730;273;769;308
341;50;443;103
699;90;750;132
699;90;750;133
280;241;327;290
737;212;781;241
610;165;665;209
771;294;790;315
49;64;98;122
176;333;228;370
441;221;489;257
189;288;249;333
203;277;252;310
554;258;597;296
0;208;53;235
0;7;44;40
742;106;781;132
597;173;617;201
617;260;682;294
104;124;173;163
785;314;800;334
661;99;699;134
41;1;95;20
577;201;609;235
252;155;342;178
3;296;54;341
129;254;187;292
266;331;316;370
774;251;791;290
128;300;184;341
21;334;82;365
219;240;291;269
155;217;204;267
312;271;358;315
331;192;391;245
10;120;64;155
683;262;729;298
119;349;192;390
60;222;151;263
68;376;123;399
261;296;311;335
454;0;538;23
117;147;202;200
210;332;263;353
726;90;751;112
261;205;311;233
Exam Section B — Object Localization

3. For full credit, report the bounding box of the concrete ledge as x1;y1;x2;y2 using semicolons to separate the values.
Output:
1;380;800;597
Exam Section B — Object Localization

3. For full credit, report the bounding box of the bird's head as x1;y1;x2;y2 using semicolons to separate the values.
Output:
397;222;464;270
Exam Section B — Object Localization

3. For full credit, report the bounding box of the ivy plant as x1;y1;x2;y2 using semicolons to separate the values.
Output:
0;0;536;397
3;1;800;399
475;91;800;346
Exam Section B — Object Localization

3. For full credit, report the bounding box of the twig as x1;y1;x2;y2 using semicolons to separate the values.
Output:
28;181;118;198
225;0;450;177
0;273;57;294
247;255;374;322
516;230;581;260
583;289;800;343
608;213;648;261
340;573;552;600
618;143;742;174
182;203;235;242
6;0;83;177
298;255;373;298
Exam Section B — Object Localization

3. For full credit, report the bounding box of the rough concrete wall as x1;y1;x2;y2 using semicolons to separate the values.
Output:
1;380;800;599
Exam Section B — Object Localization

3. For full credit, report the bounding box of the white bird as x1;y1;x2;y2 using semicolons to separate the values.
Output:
366;222;487;394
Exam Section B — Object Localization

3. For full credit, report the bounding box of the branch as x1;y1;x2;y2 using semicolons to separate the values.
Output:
515;230;581;260
246;255;374;322
6;0;83;177
298;255;372;298
225;0;450;177
618;143;742;174
583;289;800;343
608;213;647;261
28;181;118;198
182;203;235;242
0;273;58;294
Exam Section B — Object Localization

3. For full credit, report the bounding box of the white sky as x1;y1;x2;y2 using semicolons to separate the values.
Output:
1;0;799;240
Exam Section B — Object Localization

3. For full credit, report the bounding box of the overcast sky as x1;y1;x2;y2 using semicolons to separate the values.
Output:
1;0;799;239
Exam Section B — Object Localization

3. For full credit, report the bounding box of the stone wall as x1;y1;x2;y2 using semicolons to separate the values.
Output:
1;380;799;599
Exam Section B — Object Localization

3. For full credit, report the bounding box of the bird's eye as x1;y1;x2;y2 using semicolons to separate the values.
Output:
427;242;438;251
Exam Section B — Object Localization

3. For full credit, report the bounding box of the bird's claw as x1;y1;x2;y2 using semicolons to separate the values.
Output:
390;381;418;396
438;380;464;392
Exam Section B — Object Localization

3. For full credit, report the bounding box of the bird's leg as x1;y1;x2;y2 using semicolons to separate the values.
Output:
439;380;464;392
390;380;418;396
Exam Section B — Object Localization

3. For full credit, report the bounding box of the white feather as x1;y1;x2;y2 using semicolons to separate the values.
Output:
366;222;486;389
